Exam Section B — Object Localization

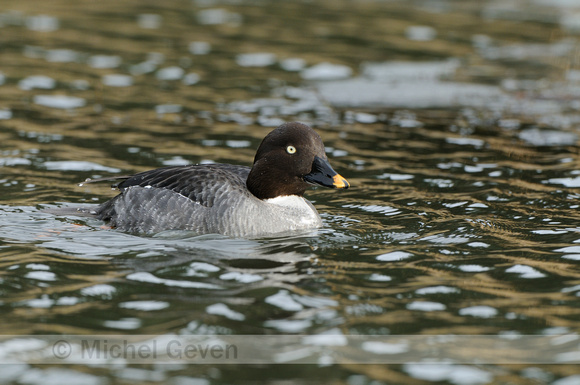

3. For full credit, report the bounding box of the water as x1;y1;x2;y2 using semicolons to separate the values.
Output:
1;0;580;383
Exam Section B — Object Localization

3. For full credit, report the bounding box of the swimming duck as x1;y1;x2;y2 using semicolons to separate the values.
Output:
89;122;349;237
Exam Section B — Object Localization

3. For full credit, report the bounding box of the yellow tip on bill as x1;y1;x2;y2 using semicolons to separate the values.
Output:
332;174;350;189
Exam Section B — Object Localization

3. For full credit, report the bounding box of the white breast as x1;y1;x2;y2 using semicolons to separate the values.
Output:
266;195;311;209
264;195;321;227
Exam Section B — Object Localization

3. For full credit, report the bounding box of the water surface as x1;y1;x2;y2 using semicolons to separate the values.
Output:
1;0;580;383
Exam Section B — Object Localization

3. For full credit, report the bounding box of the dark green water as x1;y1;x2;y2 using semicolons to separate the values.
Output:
1;0;580;383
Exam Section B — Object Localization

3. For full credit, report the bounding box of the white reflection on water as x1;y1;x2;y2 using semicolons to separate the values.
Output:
280;58;306;72
183;72;200;85
88;55;122;69
80;284;116;297
0;109;11;120
196;8;242;26
406;301;446;311
405;25;437;41
206;303;245;321
18;75;55;90
44;161;120;172
25;14;59;32
459;305;499;318
137;13;162;29
403;363;493;384
102;74;133;87
317;78;504;109
156;66;184;81
119;300;169;311
301;62;353;81
457;265;492;272
519;128;578;146
33;95;86;109
415;286;460;295
265;290;304;311
188;41;211;55
376;251;413;261
236;52;277;67
18;368;104;385
127;272;222;290
505;264;546;279
362;60;459;81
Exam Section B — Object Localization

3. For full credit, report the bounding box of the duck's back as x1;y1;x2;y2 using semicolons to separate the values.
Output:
96;164;321;236
97;164;250;234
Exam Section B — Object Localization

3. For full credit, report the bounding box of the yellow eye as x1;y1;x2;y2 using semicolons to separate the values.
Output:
286;145;296;154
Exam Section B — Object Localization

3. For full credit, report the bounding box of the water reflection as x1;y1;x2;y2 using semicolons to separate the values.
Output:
2;0;580;383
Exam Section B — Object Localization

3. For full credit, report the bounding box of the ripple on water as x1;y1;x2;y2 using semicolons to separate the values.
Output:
406;301;446;311
206;303;246;321
360;341;409;355
44;160;120;172
562;254;580;260
265;290;304;311
368;273;392;282
45;49;79;63
25;14;59;32
33;95;86;109
130;61;157;75
280;57;306;72
377;173;414;181
316;78;505;109
300;62;353;81
403;364;493;384
24;271;56;281
102;74;133;87
505;264;546;279
264;319;312;333
156;66;184;81
119;301;170;311
415;286;460;295
155;104;182;114
459;305;499;318
376;251;413;261
518;128;578;146
88;54;122;69
236;52;277;67
137;13;162;29
196;8;242;26
0;109;11;120
103;318;141;330
0;157;31;166
188;41;211;55
18;368;105;385
80;284;116;298
456;265;492;272
126;272;222;289
161;156;190;166
18;75;56;90
362;60;459;81
546;176;580;188
420;234;471;244
445;137;486;148
183;72;200;85
219;271;263;283
184;262;220;277
343;203;401;216
405;25;437;41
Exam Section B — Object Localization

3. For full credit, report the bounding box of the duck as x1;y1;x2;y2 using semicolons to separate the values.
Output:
85;122;349;237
